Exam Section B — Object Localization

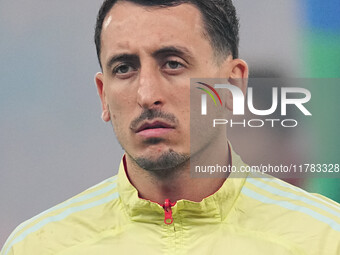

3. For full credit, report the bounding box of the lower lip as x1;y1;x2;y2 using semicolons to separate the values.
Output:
136;128;174;138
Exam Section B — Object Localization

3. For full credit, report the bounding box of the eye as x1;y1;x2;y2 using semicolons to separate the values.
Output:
114;64;135;74
113;64;137;79
165;61;183;69
162;59;186;75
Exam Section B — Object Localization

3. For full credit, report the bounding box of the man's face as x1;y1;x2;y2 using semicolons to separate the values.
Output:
96;2;236;170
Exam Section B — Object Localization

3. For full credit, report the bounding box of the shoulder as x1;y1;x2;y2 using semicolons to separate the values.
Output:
234;172;340;254
1;175;121;255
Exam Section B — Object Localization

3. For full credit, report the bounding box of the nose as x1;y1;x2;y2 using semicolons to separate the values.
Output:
137;64;165;109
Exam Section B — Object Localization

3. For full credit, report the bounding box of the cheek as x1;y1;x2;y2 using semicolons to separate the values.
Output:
172;90;191;133
107;88;134;114
109;96;135;129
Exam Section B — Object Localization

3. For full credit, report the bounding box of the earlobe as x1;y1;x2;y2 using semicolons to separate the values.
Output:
224;89;234;112
95;72;111;122
101;110;111;122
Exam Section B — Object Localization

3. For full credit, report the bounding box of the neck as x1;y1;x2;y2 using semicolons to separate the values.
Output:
125;139;230;205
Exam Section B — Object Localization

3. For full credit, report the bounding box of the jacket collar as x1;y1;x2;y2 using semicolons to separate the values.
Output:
117;145;248;225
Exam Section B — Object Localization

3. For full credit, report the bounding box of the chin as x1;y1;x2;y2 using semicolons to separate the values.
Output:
133;149;190;172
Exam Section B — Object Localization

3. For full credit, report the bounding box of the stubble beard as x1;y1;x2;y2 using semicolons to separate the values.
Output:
128;148;190;180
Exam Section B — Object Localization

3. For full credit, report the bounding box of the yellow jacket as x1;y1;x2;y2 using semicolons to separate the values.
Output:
2;150;340;255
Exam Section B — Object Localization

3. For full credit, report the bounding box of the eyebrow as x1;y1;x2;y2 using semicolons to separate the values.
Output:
152;46;194;60
106;54;139;70
105;45;194;70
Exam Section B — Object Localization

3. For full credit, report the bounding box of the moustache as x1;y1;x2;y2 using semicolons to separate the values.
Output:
130;109;178;131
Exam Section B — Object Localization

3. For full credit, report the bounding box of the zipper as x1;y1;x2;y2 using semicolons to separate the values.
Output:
162;199;176;225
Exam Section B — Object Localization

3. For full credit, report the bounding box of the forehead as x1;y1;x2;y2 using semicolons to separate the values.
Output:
100;1;209;62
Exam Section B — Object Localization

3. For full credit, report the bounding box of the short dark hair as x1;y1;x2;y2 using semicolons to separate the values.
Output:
94;0;239;68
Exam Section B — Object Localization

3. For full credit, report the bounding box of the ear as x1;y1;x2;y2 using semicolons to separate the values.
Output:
95;72;111;122
225;59;248;111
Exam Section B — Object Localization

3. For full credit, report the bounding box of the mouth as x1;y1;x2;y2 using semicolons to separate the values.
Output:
136;121;174;133
135;121;175;138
